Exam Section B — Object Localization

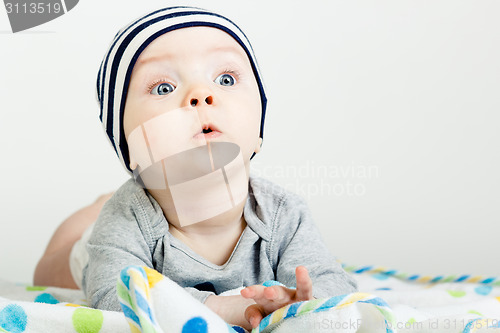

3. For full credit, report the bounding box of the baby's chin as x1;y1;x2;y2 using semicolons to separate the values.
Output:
133;141;246;186
133;142;249;226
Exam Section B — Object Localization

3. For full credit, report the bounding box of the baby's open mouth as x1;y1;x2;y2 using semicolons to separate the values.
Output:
193;124;222;140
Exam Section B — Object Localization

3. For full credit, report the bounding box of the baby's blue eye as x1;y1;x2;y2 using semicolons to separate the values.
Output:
215;73;235;86
151;82;175;95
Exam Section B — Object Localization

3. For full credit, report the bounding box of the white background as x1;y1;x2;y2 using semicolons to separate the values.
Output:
0;0;499;283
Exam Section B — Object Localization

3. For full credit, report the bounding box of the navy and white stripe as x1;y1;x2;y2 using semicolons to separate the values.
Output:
96;6;267;174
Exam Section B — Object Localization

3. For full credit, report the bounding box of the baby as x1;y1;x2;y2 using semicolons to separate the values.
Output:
34;6;357;330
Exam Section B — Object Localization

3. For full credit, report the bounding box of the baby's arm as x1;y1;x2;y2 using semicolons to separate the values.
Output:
83;193;159;310
83;188;216;310
238;193;358;328
83;188;256;329
205;295;256;330
86;214;255;329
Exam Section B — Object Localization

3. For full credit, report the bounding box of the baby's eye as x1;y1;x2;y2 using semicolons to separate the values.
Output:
215;73;236;86
150;82;175;95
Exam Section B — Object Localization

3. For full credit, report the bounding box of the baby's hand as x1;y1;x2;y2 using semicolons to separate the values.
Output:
240;266;314;329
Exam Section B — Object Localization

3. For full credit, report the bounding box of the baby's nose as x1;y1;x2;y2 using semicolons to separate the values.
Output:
186;85;215;108
182;83;217;108
190;95;213;107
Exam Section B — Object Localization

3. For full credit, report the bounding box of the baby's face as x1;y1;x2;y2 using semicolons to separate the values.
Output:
123;26;262;172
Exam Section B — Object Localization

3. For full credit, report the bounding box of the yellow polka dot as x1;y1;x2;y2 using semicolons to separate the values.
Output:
144;267;164;289
496;296;500;302
65;303;82;307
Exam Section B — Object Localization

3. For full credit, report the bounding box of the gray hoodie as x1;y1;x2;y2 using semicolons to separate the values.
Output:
82;175;357;311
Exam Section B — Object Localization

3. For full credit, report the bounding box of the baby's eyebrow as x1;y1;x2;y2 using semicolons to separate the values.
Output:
137;45;245;68
137;53;174;67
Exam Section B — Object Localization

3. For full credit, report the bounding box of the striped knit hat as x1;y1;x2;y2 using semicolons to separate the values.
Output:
96;6;267;175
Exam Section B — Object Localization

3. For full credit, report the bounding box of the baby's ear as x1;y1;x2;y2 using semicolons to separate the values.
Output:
254;137;263;154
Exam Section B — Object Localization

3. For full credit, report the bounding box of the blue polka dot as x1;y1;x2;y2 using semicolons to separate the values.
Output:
372;273;389;280
474;285;492;296
375;287;392;291
231;325;246;332
182;317;208;333
0;304;27;333
34;293;60;304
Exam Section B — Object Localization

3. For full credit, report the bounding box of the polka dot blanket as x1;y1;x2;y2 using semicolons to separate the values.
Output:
1;264;499;332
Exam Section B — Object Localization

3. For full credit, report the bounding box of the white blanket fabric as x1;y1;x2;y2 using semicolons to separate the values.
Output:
1;265;499;333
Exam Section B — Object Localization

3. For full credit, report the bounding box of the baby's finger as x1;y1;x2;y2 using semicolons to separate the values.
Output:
295;266;313;300
263;285;294;302
241;285;266;300
244;304;265;328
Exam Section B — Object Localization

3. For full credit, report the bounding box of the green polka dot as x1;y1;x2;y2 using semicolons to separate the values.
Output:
467;310;483;316
407;318;416;324
446;290;466;298
72;308;104;333
25;286;47;291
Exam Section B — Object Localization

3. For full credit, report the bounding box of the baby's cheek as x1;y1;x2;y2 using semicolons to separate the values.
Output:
128;126;151;169
235;116;261;159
